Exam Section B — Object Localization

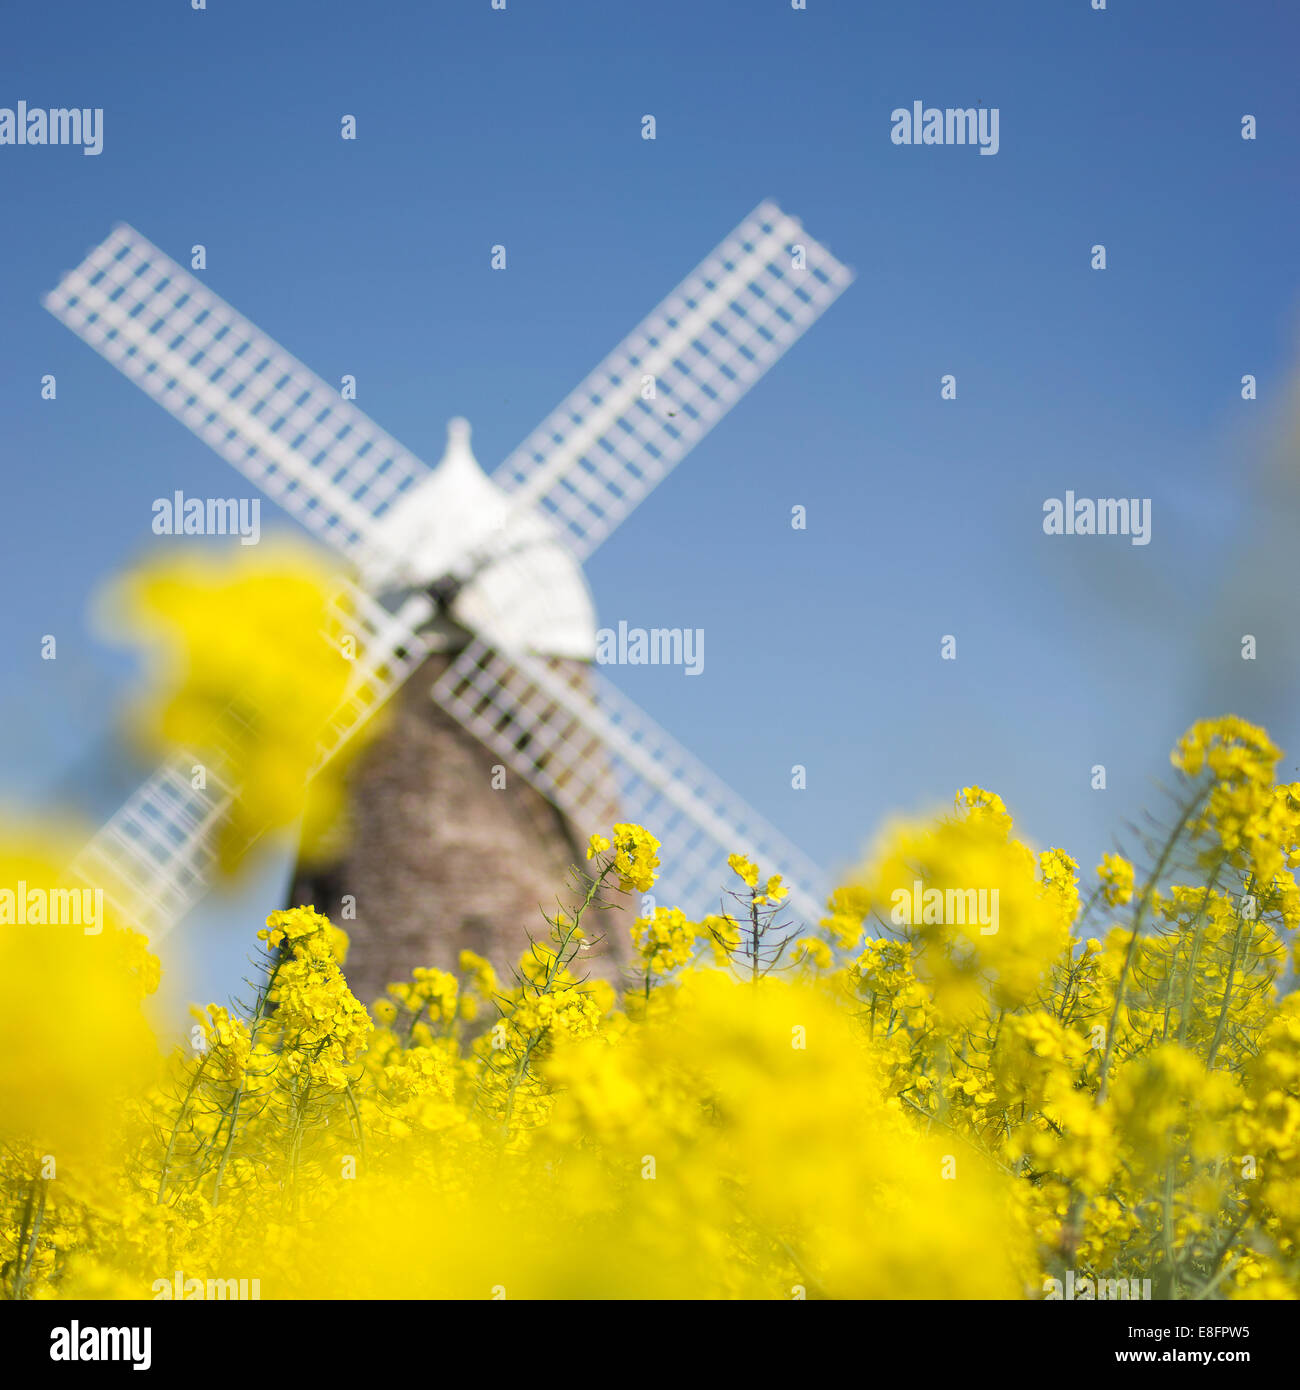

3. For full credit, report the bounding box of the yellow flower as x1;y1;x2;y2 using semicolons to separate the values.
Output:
632;906;700;975
1098;852;1135;907
727;853;759;888
609;823;660;893
791;937;832;970
849;796;1071;1016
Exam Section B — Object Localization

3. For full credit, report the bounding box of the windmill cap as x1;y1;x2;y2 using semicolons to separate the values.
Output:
447;417;471;444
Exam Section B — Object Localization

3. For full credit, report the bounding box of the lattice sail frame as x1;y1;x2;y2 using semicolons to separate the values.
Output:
494;200;854;561
73;753;237;941
43;225;429;588
432;639;829;928
71;582;436;939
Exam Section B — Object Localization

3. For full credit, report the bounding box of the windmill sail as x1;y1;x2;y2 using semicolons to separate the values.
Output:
432;639;829;926
492;200;853;562
74;580;436;940
43;225;426;587
72;753;235;941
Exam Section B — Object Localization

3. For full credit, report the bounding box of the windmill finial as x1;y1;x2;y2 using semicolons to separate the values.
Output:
440;417;477;472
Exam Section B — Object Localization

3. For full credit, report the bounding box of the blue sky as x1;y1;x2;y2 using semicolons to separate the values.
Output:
2;1;1298;1012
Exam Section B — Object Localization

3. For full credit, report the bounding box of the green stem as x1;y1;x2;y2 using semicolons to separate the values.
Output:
1176;867;1224;1048
156;1053;209;1204
11;1178;47;1300
498;864;612;1139
210;951;287;1205
1096;793;1204;1104
1206;884;1250;1070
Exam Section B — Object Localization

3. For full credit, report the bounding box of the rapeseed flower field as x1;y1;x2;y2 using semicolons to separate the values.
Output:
3;555;1298;1301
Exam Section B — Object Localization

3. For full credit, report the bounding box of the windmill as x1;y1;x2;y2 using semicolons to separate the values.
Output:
44;202;852;1000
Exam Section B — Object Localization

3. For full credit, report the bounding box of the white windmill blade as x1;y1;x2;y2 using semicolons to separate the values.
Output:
43;225;428;588
431;639;830;927
492;200;853;562
312;581;437;771
72;751;236;941
75;578;437;941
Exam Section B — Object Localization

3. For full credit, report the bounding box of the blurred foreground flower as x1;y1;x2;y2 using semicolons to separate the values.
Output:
100;540;372;871
0;823;160;1302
